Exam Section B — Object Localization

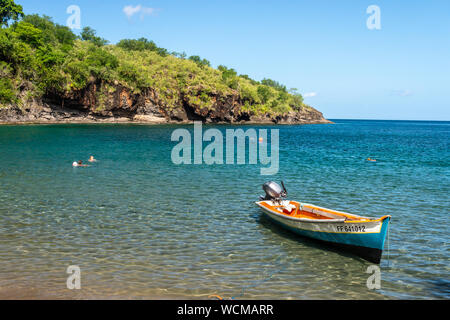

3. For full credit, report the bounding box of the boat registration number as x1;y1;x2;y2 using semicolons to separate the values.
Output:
336;225;366;233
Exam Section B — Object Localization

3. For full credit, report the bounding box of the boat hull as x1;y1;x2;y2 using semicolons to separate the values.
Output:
257;202;390;263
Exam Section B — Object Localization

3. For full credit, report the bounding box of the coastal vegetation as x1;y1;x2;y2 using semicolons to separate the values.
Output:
0;1;318;121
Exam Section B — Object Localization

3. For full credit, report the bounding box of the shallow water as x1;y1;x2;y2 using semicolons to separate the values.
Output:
0;120;448;299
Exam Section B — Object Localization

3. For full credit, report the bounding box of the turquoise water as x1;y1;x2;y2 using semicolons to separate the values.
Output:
0;120;448;299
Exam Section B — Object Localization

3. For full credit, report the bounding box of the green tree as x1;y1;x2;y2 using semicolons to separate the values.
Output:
172;51;187;59
0;77;16;103
117;38;168;56
218;65;237;81
0;0;24;27
37;44;64;67
14;21;43;48
118;38;156;51
290;93;304;109
261;78;287;92
21;15;75;48
80;27;108;46
84;46;119;78
55;24;76;47
257;85;271;104
189;55;210;68
239;74;258;85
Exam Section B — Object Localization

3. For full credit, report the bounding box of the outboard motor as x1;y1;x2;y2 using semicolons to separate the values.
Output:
260;181;287;203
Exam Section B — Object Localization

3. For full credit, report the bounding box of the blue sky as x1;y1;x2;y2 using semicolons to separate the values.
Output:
18;0;450;120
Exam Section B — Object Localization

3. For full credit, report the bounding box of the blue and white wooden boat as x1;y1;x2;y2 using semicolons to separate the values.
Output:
256;199;391;263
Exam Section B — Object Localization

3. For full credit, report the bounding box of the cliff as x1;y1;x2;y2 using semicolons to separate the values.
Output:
0;80;330;124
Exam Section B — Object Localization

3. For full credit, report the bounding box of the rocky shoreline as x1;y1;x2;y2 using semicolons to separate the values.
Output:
0;82;332;125
0;103;332;125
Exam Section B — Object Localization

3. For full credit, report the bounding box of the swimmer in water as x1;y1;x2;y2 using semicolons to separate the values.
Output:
367;158;377;162
73;160;89;167
88;156;97;162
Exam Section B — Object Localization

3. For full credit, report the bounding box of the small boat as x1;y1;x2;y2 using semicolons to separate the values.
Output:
256;182;391;263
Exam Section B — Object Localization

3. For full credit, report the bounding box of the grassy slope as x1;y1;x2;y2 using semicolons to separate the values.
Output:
0;14;316;118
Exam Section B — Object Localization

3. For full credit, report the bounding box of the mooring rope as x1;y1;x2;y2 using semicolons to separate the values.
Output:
387;218;391;268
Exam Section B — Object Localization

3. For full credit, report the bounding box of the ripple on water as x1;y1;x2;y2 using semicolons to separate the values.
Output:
0;121;449;299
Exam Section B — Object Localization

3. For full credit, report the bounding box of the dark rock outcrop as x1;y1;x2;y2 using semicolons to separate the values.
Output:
0;81;332;124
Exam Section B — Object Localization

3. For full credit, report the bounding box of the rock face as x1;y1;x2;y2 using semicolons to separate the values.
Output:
0;81;331;124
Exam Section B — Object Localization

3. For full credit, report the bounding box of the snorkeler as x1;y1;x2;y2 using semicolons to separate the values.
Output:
73;160;89;167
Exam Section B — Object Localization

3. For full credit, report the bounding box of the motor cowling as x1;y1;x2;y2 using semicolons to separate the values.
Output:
260;181;287;202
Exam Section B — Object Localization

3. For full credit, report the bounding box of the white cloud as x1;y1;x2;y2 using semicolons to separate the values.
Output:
391;89;413;97
303;92;318;98
123;5;156;20
140;7;156;15
123;5;141;18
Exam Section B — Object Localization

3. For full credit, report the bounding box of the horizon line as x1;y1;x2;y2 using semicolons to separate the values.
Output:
327;118;450;122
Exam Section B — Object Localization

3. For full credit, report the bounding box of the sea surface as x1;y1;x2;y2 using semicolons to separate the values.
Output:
0;120;448;299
